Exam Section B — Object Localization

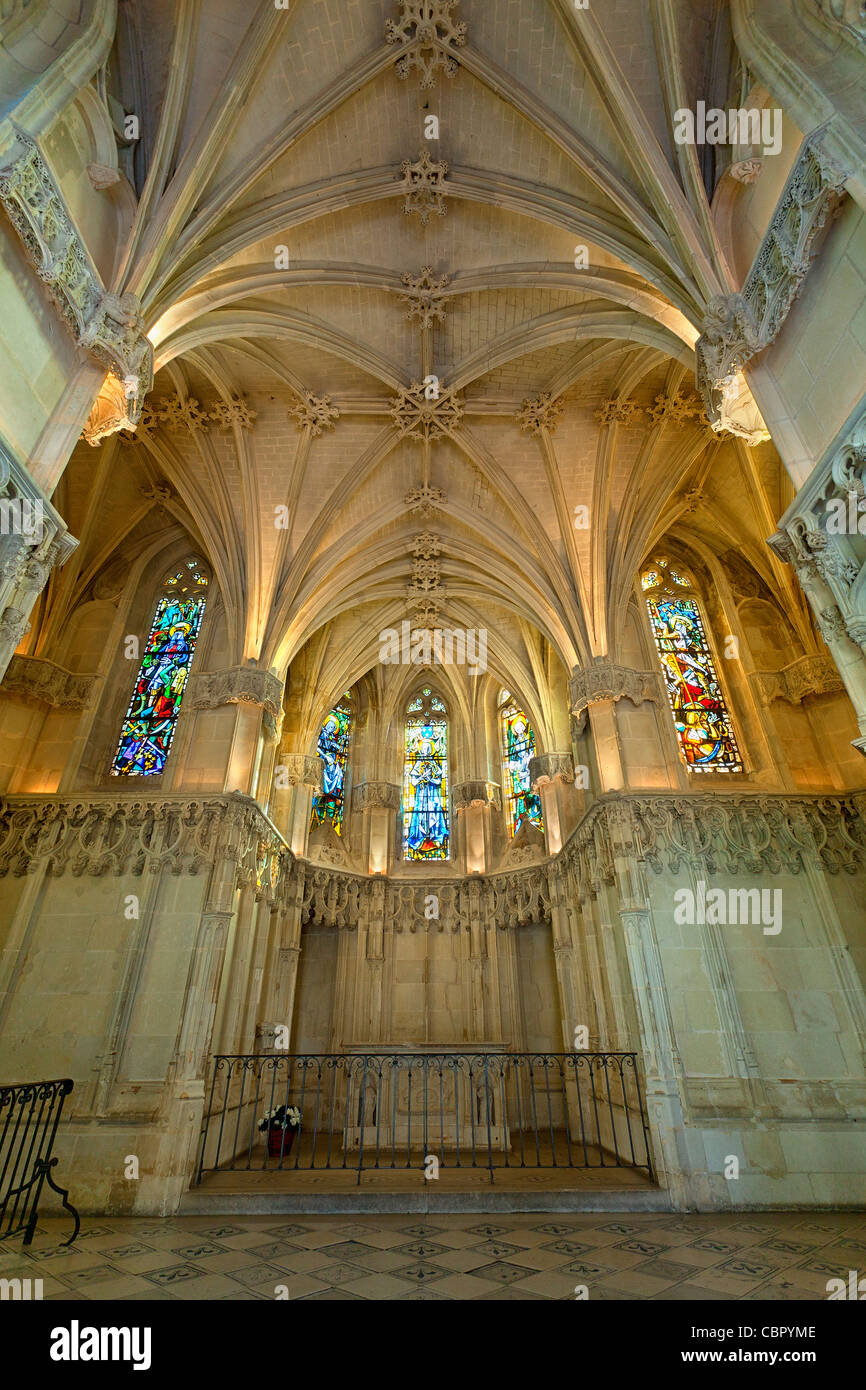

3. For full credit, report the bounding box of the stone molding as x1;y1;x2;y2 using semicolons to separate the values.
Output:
0;135;153;428
752;655;844;705
452;780;501;810
815;0;866;40
188;667;283;718
569;661;662;732
696;131;848;434
1;654;96;708
529;752;575;790
351;781;402;812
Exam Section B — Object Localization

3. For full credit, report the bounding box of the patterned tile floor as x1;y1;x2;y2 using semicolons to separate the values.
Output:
1;1211;864;1301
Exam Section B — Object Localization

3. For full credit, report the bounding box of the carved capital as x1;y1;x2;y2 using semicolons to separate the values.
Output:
452;780;501;811
278;754;324;790
529;752;575;791
352;781;402;813
1;655;95;709
753;655;844;705
188;667;283;718
569;661;662;731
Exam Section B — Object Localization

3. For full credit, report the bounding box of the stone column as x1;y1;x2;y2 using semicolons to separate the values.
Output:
272;752;323;857
452;780;501;874
569;659;662;793
187;666;285;797
529;752;577;854
351;781;401;874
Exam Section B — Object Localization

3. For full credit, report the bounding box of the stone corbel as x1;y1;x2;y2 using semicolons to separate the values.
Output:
452;780;501;811
279;754;324;790
1;654;96;709
528;752;574;792
188;667;284;719
351;781;402;813
569;661;662;735
696;130;848;439
752;654;844;705
0;134;153;433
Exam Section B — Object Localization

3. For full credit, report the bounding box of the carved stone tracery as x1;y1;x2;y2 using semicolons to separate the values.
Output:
385;0;467;88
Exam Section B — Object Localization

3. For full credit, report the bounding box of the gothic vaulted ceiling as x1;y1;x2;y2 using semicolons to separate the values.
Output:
41;0;813;721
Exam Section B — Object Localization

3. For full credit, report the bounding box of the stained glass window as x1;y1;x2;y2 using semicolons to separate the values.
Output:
112;557;208;776
642;561;743;773
403;686;449;860
310;698;353;836
500;695;544;836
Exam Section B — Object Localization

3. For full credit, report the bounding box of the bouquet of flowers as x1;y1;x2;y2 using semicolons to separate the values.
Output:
258;1104;301;1133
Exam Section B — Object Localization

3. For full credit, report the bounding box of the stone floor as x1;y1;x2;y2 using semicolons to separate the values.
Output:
1;1210;864;1300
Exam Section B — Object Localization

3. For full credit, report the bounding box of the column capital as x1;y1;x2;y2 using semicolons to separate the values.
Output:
569;659;661;733
529;751;574;791
452;780;501;811
351;781;402;812
188;666;283;718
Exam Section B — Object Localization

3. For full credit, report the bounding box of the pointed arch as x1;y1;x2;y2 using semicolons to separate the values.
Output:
499;691;544;837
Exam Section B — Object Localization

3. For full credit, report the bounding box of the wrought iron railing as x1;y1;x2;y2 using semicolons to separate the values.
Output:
196;1052;654;1185
0;1079;79;1245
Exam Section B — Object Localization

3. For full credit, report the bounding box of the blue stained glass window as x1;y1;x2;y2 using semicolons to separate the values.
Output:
310;699;353;835
403;687;449;860
112;558;208;777
500;696;544;836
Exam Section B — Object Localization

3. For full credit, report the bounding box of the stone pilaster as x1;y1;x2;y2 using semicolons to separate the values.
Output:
529;751;577;854
351;781;402;874
569;659;661;792
452;779;500;874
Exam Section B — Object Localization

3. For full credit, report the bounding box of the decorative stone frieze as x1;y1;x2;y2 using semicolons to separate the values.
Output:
515;392;564;435
529;752;575;790
0;135;153;428
753;655;844;705
400;150;449;223
391;381;463;440
188;667;283;719
1;654;95;709
290;392;340;436
351;782;402;813
385;1;467;88
569;661;662;733
452;781;501;810
401;266;451;327
696;131;848;433
0;792;292;902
